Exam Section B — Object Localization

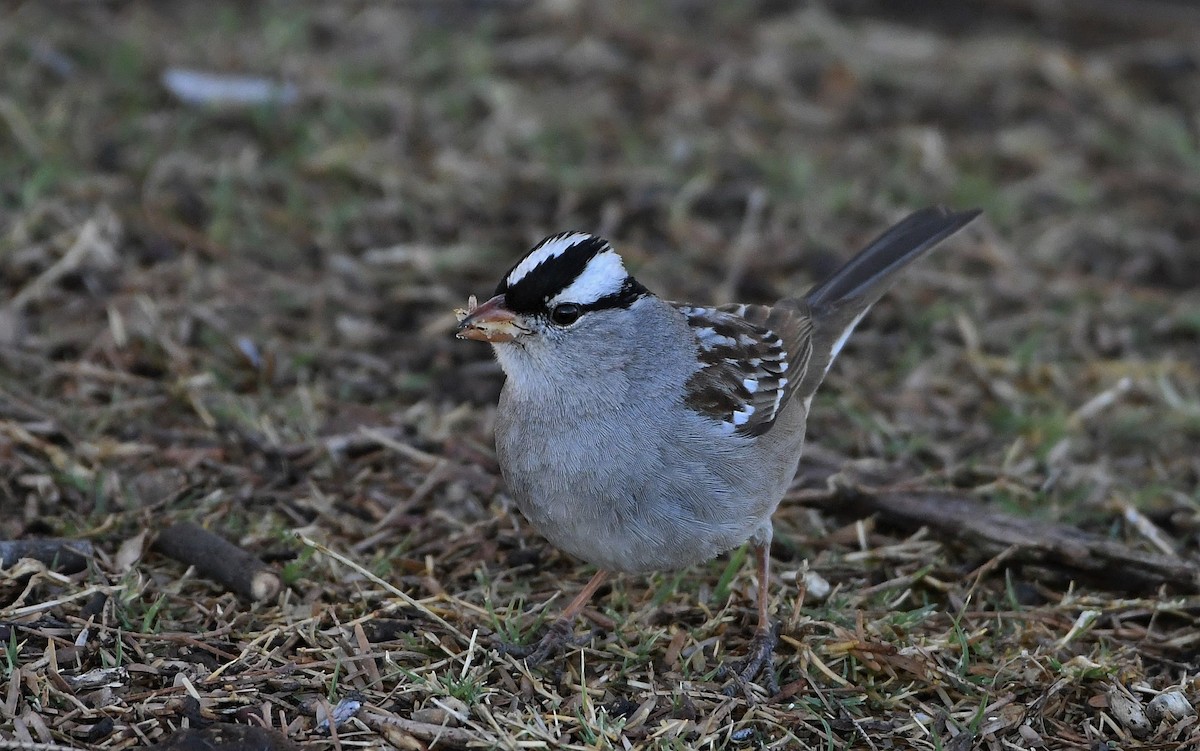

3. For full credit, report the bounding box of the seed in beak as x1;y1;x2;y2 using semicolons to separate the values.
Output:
455;294;521;343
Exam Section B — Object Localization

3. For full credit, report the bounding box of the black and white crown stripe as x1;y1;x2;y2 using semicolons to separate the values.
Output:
497;232;648;316
503;232;597;289
547;245;629;308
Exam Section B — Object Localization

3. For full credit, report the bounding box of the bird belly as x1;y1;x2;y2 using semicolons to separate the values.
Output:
497;418;797;574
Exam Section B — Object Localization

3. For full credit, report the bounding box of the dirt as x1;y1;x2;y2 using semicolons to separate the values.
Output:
2;1;1199;749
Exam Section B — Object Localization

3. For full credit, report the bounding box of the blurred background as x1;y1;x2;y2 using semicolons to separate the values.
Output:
2;1;1199;748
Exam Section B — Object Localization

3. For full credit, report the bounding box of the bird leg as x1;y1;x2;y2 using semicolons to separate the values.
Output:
502;569;610;665
720;537;781;697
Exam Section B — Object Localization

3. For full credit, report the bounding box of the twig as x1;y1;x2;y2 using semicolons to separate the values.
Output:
140;724;299;751
0;540;92;573
362;708;496;747
2;585;120;618
809;484;1200;593
7;213;119;312
1117;499;1178;557
0;742;86;751
354;426;441;467
153;522;282;602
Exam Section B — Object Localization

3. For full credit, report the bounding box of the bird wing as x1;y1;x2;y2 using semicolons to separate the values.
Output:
674;301;814;437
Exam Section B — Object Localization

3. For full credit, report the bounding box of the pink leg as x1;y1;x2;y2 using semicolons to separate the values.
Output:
721;531;780;697
505;569;611;665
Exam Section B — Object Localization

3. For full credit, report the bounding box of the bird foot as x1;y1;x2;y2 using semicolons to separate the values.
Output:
719;624;781;698
499;617;597;665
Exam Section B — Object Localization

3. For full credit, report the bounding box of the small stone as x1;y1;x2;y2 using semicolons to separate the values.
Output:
1017;724;1045;746
1107;685;1151;738
438;696;469;719
1147;691;1195;724
802;570;831;600
411;708;457;726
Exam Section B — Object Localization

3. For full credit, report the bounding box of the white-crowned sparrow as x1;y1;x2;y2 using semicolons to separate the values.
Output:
456;206;979;693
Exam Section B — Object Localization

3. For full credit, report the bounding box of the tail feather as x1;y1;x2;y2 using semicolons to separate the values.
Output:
798;206;980;394
805;207;980;311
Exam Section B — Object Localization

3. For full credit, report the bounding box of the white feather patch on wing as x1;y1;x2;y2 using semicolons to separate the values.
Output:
732;404;756;425
505;232;595;287
772;377;789;413
695;327;737;348
825;309;869;374
548;249;629;306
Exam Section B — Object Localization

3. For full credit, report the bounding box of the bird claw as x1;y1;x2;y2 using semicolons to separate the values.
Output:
499;618;597;665
719;624;781;699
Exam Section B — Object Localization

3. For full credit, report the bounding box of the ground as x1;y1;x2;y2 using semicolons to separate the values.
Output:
2;1;1200;749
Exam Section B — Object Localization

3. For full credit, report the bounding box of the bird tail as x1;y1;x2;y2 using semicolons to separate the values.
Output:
798;206;980;394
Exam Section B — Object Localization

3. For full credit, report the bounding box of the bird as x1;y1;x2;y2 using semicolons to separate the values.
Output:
455;206;980;694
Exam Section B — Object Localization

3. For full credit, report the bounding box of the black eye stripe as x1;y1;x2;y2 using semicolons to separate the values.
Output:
576;277;648;313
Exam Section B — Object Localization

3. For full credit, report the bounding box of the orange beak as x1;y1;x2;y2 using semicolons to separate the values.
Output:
455;294;523;343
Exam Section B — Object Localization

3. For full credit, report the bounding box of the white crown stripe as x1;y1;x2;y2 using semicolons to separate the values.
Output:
505;232;596;287
547;249;629;307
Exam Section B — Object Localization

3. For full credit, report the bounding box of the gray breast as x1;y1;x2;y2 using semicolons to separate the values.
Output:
493;298;808;573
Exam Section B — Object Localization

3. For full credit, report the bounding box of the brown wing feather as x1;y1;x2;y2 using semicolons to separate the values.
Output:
675;301;814;437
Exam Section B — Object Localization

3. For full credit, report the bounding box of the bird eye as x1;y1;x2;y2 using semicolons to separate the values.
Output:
550;303;581;326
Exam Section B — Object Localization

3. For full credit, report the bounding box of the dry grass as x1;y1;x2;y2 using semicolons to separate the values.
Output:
2;1;1200;749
